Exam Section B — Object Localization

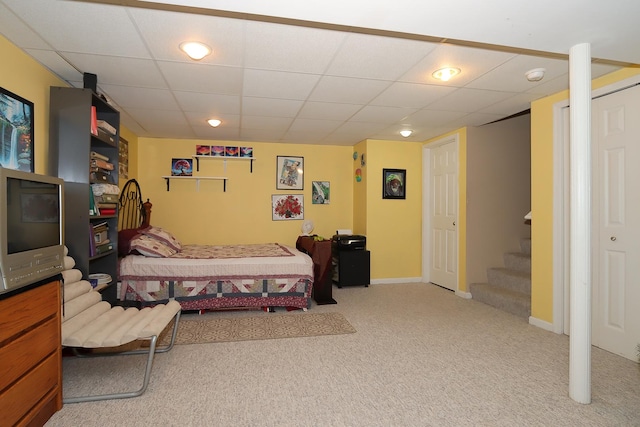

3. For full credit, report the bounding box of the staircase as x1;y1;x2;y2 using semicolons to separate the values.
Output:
469;238;531;319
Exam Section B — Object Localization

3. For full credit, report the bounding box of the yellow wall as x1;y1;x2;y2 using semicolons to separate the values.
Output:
134;138;353;246
424;129;468;292
352;140;367;236
364;139;423;280
0;35;66;175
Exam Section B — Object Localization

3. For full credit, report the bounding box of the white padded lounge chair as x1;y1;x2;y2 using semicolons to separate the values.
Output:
62;272;181;404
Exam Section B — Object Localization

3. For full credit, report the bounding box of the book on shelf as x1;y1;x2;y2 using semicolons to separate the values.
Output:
90;151;109;161
89;223;97;256
97;202;117;210
89;186;100;216
98;208;116;216
96;119;117;135
90;170;112;184
95;242;114;255
90;106;98;136
94;229;109;244
90;158;114;170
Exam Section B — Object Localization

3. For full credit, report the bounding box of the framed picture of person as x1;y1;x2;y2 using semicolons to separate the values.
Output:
276;155;304;190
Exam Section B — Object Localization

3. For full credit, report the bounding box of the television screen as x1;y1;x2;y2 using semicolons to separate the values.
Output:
6;177;61;254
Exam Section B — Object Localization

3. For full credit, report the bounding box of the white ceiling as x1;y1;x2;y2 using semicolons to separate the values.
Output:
1;0;638;145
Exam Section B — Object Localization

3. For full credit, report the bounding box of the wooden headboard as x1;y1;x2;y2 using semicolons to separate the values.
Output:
118;179;152;229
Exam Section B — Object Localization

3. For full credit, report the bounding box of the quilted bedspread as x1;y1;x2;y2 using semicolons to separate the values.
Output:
119;243;314;311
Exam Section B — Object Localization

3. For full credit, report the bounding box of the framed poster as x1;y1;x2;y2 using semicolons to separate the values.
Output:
0;87;34;172
382;168;406;199
276;156;304;190
272;194;304;220
312;181;330;204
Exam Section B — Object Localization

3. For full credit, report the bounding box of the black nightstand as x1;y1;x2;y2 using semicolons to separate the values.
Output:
333;250;370;287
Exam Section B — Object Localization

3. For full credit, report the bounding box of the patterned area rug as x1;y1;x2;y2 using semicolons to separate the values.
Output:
159;312;356;345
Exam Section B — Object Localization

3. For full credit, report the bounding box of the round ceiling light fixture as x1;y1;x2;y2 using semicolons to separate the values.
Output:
400;130;413;138
180;41;212;60
207;119;221;127
525;68;546;82
432;67;461;82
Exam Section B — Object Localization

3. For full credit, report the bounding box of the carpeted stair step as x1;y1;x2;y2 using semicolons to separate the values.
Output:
504;252;531;273
486;267;531;294
469;283;531;319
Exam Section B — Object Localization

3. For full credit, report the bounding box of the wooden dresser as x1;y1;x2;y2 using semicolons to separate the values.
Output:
0;278;62;427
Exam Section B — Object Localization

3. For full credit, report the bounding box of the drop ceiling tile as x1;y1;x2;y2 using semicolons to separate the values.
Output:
370;82;457;109
448;112;505;128
0;3;51;50
242;97;304;117
402;109;468;127
287;118;342;136
243;69;320;99
159;61;243;94
297;102;362;121
240;128;286;141
2;0;150;58
24;49;83;82
525;74;569;96
63;53;167;88
193;126;241;140
243;20;345;73
428;88;517;113
326;33;438;80
477;93;539;115
129;8;245;66
308;76;391;104
242;116;293;131
174;92;241;115
350;105;417;124
99;85;180;110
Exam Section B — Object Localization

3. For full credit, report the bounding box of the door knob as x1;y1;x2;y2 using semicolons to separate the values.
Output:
453;221;456;226
610;236;616;241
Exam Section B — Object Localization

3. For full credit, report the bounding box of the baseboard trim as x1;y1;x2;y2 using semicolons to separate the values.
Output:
455;290;472;299
529;316;557;333
370;277;423;285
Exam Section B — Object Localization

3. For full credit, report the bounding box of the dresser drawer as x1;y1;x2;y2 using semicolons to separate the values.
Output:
0;318;58;392
0;282;59;344
0;353;59;427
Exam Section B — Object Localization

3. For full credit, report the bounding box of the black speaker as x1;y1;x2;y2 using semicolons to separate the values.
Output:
83;72;97;93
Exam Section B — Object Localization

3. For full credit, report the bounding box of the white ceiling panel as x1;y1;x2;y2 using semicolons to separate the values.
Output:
174;92;241;115
297;102;362;121
371;82;457;109
242;69;320;99
243;21;346;74
158;61;243;94
241;97;304;118
63;53;167;88
308;76;391;104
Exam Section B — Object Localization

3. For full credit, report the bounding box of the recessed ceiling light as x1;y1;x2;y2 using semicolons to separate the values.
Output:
207;119;221;127
400;130;413;138
180;41;211;60
525;68;546;82
432;67;461;82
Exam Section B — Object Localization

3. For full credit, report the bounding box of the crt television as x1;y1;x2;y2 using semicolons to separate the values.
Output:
0;167;64;295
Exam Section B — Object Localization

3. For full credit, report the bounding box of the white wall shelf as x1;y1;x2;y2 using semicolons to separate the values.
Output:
161;176;227;192
192;155;255;173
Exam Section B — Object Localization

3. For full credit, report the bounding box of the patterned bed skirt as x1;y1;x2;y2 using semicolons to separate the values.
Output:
121;277;313;311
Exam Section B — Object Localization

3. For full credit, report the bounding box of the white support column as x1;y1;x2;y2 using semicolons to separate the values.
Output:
568;43;592;404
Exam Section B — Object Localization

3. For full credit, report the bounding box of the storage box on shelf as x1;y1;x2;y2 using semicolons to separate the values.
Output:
49;87;120;303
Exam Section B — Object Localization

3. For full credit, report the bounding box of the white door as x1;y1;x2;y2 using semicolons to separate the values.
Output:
592;84;640;361
429;141;457;290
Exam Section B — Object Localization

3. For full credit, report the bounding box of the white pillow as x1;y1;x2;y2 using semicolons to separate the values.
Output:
140;226;182;252
130;235;177;258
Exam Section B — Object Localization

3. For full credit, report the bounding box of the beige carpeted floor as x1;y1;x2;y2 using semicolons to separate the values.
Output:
48;283;640;427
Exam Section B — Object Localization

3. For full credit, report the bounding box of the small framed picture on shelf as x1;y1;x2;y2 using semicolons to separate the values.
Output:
276;156;303;190
171;158;193;176
211;146;225;156
225;146;239;157
240;146;253;157
196;145;211;156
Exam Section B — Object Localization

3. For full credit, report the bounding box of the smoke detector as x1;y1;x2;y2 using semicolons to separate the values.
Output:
525;68;546;82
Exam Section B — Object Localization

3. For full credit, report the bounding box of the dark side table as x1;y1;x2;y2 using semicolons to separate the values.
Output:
296;235;337;305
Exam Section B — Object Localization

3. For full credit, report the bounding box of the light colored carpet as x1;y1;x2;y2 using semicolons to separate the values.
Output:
48;283;640;427
159;312;356;345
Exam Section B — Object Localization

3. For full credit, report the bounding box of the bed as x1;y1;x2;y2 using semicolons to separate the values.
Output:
117;180;314;311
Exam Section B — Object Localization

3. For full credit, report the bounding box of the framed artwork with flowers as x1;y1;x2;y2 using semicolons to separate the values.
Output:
272;194;304;220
